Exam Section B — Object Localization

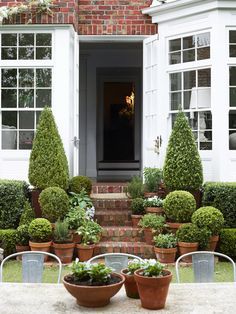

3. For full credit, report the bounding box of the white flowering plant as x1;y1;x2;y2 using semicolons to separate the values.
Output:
139;259;165;278
143;196;163;207
126;259;145;275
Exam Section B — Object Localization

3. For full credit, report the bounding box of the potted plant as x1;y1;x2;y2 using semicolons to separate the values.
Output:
176;223;199;263
163;190;196;233
65;206;88;243
134;259;172;310
191;206;225;251
126;176;144;199
15;224;30;255
138;214;166;245
28;218;52;261
76;220;103;261
143;196;164;215
69;176;92;195
143;167;162;197
153;233;177;263
130;198;145;227
63;260;125;307
52;220;75;264
121;259;145;299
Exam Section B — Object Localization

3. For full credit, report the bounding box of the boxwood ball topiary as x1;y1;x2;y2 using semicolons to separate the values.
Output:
69;176;92;195
163;190;196;223
191;206;225;236
163;111;203;190
39;187;69;223
176;223;199;243
28;107;69;190
28;218;52;243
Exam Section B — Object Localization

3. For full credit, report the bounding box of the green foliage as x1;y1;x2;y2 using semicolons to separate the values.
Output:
0;180;28;229
127;259;145;275
28;107;69;190
197;227;212;250
39;187;69;223
0;229;17;256
77;220;102;245
219;228;236;258
69;176;92;195
130;198;145;215
28;218;52;243
16;224;30;246
192;206;224;236
127;176;144;199
202;182;236;228
140;259;165;277
19;200;35;226
153;233;177;249
176;223;199;243
143;167;162;192
138;214;166;233
65;207;88;230
69;189;93;209
53;220;71;243
163;190;196;223
163;111;203;190
143;196;163;208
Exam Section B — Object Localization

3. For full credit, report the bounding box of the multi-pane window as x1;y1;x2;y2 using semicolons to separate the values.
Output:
169;32;210;65
0;32;52;150
229;67;236;149
229;31;236;58
170;68;212;150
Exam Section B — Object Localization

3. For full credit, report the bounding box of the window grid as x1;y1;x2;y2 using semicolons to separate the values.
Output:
229;66;236;150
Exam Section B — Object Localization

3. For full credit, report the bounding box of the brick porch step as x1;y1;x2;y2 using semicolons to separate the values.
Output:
95;210;132;226
92;182;128;194
101;226;144;242
94;241;155;259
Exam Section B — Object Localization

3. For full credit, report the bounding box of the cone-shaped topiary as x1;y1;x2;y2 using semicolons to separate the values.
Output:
28;107;69;190
163;111;203;190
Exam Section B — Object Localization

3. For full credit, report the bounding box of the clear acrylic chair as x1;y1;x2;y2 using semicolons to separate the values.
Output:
175;251;236;283
0;251;62;283
88;253;143;273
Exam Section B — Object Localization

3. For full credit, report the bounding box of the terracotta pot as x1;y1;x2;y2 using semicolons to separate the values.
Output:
29;241;52;261
69;230;81;244
31;189;42;218
154;247;177;264
76;243;95;261
131;215;142;228
121;268;139;299
134;269;172;310
145;207;164;215
166;222;185;234
143;228;154;245
207;235;219;251
178;242;199;263
63;272;125;307
53;242;75;264
144;192;158;198
15;245;30;260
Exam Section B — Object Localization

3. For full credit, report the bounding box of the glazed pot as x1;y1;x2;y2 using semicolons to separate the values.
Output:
63;272;125;307
131;214;142;228
154;247;177;264
145;207;164;215
178;242;199;263
121;268;139;299
29;241;52;261
53;242;75;264
134;269;172;310
207;235;219;251
76;243;95;261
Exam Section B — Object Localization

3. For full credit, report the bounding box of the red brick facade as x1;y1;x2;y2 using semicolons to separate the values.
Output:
1;0;156;35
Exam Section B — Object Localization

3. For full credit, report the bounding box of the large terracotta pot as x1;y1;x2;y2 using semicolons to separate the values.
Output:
76;243;95;261
178;242;199;263
166;222;185;234
121;268;139;299
29;241;52;261
134;269;172;310
207;235;219;251
145;207;164;215
53;242;75;264
31;189;42;218
131;215;142;228
63;272;125;307
143;228;154;245
154;247;177;264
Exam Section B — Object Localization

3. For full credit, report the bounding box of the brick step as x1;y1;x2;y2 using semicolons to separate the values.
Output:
101;226;144;242
95;210;132;226
92;182;128;194
93;198;131;210
94;241;155;259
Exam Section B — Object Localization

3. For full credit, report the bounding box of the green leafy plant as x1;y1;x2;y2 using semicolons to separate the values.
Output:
28;107;69;190
39;187;69;223
130;198;145;215
28;218;52;243
176;223;199;243
19;200;35;226
163;111;203;190
53;220;72;244
126;259;145;275
192;206;225;236
163;190;196;223
143;196;163;208
65;206;88;230
126;176;144;199
143;167;162;193
0;229;17;256
77;220;102;245
69;189;93;209
138;214;166;233
16;224;30;246
69;176;92;195
139;259;165;277
153;233;177;249
219;228;236;258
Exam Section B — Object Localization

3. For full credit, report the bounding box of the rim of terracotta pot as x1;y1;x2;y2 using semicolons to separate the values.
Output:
154;247;177;253
53;242;75;249
178;241;199;248
134;269;172;284
76;243;95;250
131;214;143;218
29;241;52;247
210;235;219;241
166;222;185;228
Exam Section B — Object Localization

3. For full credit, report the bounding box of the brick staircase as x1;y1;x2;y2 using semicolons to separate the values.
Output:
91;182;155;259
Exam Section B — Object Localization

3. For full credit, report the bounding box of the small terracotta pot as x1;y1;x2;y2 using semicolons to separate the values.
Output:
145;207;164;215
207;235;219;251
15;245;30;260
131;215;142;228
53;242;75;264
154;247;177;264
29;241;52;261
69;231;82;244
143;228;154;245
166;222;185;234
178;242;199;263
134;269;172;310
76;243;95;261
121;268;139;299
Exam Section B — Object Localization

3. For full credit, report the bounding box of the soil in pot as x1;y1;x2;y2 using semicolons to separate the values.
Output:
178;242;199;263
121;268;139;299
29;241;52;261
131;215;142;228
53;242;75;264
76;243;95;261
154;247;177;264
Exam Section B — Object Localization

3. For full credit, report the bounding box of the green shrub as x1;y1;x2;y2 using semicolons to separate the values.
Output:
192;206;224;236
153;233;177;248
28;107;69;190
163;111;203;190
203;182;236;228
163;190;196;223
143;167;162;193
0;180;28;229
219;228;236;258
138;214;166;233
130;198;145;215
53;220;71;243
28;218;52;243
0;229;17;256
77;220;102;245
69;176;92;195
16;224;30;246
126;176;144;199
176;223;199;243
39;187;69;223
19;200;35;226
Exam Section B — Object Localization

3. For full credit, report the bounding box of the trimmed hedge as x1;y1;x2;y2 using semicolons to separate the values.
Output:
0;229;17;256
203;182;236;227
218;228;236;258
0;180;28;229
